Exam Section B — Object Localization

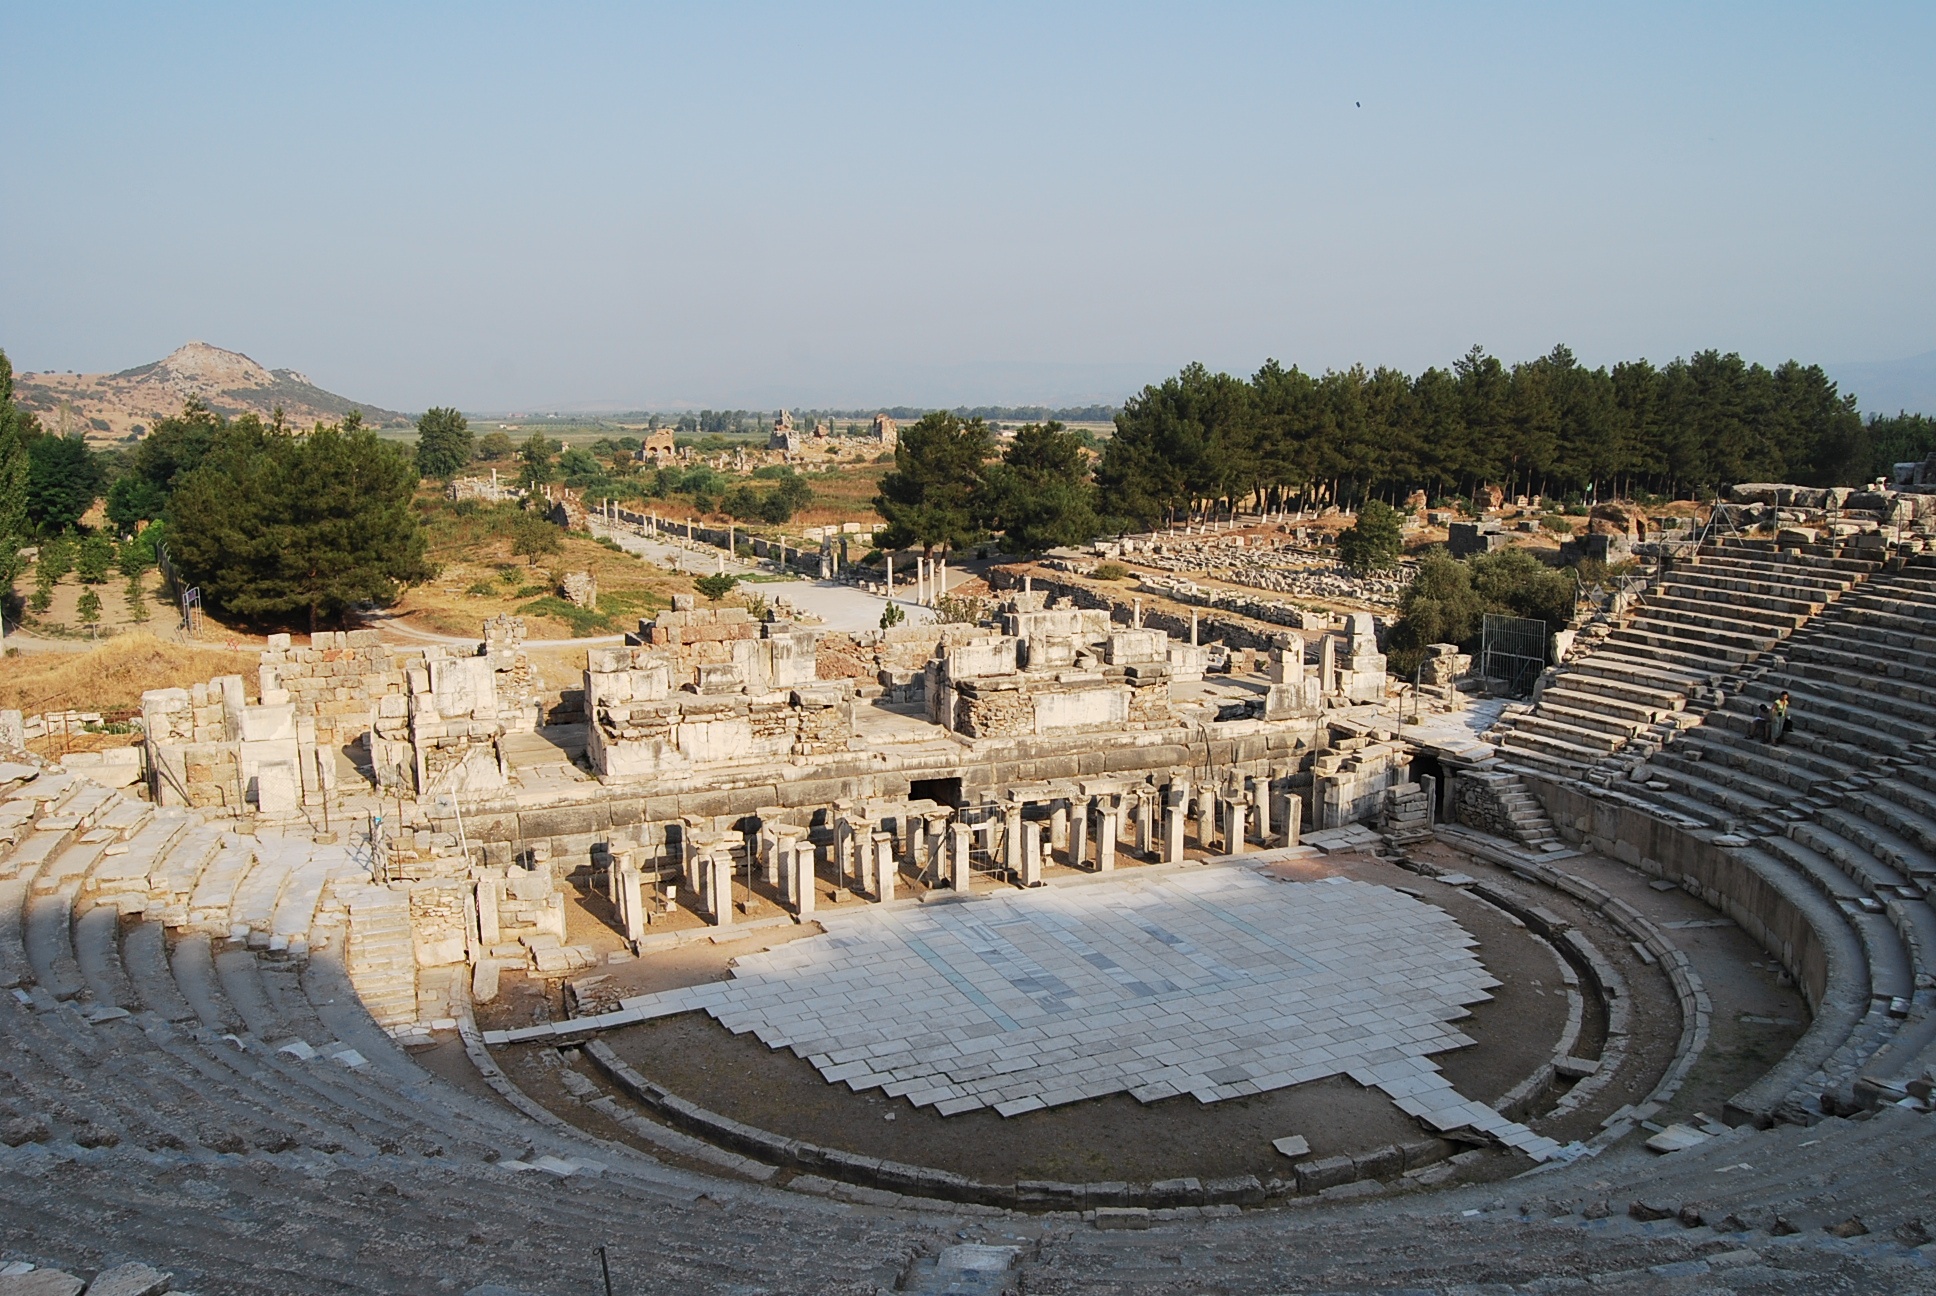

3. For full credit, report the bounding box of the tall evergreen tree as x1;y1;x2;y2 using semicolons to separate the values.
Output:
25;433;102;533
978;421;1099;552
0;350;34;584
167;417;431;630
872;411;993;556
414;406;473;479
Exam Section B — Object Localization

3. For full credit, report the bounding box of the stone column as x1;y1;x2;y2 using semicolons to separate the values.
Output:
873;832;897;903
1135;792;1155;856
851;817;875;891
1196;786;1217;850
1021;820;1044;887
775;830;800;903
1096;797;1119;872
618;865;647;945
1223;796;1249;856
951;823;973;892
1320;634;1337;696
1250;776;1271;843
927;811;953;884
909;815;928;880
793;843;815;917
477;876;502;946
1050;801;1070;853
1164;781;1189;863
683;828;707;896
834;816;855;888
1070;799;1090;870
1420;774;1438;826
760;824;782;889
1274;790;1303;846
710;850;736;927
1004;805;1025;876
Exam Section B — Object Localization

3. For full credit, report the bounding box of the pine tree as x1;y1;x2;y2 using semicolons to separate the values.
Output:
414;407;473;479
872;412;993;557
167;417;432;631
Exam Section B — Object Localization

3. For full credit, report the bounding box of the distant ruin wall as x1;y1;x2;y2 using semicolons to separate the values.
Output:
984;568;1284;651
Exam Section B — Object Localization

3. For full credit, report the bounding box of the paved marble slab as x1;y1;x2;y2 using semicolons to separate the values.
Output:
617;867;1563;1159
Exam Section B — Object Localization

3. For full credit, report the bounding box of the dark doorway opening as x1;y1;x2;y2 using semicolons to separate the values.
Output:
909;777;963;808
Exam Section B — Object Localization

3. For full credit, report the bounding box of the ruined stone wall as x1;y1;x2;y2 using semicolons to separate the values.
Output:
1310;738;1411;830
259;629;406;752
984;567;1285;651
1450;771;1519;839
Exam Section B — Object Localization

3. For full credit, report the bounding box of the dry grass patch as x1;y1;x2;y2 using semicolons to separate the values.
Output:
1;634;260;719
395;498;688;638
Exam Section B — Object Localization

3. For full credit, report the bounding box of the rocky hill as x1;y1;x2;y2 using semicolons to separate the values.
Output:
12;342;411;441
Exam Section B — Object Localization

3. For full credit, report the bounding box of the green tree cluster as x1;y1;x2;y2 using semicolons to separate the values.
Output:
26;431;103;533
0;349;35;584
721;469;814;524
977;421;1099;552
873;414;1099;556
516;434;555;495
1385;547;1578;676
167;413;432;630
874;412;996;557
694;573;739;603
1865;413;1936;481
1098;347;1884;531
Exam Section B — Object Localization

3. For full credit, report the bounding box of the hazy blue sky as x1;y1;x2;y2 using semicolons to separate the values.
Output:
2;3;1932;412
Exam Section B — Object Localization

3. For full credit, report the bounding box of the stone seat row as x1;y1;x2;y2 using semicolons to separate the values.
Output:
1608;557;1936;1116
8;765;1936;1289
0;768;686;1190
1490;541;1879;779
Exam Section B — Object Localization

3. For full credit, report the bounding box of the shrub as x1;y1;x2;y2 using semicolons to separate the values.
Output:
77;589;102;624
1090;562;1129;581
1336;500;1404;574
510;514;562;565
694;573;739;603
465;580;498;597
879;601;905;629
37;534;75;583
1541;515;1573;535
934;593;988;625
76;535;115;584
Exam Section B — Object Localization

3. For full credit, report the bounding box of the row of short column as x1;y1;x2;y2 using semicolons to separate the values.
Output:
1159;773;1304;861
656;772;1308;933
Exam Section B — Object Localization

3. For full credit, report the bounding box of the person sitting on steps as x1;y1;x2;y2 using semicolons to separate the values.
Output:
1750;702;1773;743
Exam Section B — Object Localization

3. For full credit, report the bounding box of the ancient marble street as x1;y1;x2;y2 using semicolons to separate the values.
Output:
613;864;1565;1159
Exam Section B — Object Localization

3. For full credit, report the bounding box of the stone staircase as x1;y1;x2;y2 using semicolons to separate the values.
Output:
1490;539;1881;781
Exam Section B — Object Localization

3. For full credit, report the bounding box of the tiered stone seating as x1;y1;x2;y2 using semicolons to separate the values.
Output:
6;756;1936;1292
1602;557;1936;1117
1491;540;1878;779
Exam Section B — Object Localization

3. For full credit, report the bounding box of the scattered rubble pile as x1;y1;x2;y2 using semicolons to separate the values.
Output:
1722;480;1936;546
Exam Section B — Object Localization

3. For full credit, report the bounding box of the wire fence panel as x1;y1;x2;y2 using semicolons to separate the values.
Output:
1481;613;1548;697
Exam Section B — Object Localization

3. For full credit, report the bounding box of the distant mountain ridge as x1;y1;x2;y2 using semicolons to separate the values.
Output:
13;342;410;441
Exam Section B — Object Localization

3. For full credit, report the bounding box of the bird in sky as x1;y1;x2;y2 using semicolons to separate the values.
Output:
1355;101;1362;107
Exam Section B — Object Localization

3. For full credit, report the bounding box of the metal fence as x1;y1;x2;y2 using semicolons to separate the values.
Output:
1480;613;1548;697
